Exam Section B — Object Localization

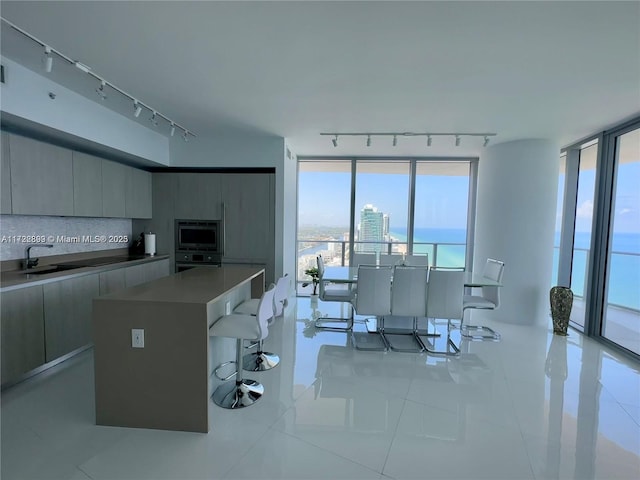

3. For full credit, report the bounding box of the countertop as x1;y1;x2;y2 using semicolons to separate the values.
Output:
0;253;170;292
95;266;264;305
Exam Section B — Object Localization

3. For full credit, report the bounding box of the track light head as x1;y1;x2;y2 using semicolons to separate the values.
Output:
366;135;371;147
392;135;397;147
455;135;461;147
43;46;53;73
96;80;107;100
483;136;490;147
182;130;189;142
332;135;338;147
133;101;142;118
150;110;158;126
170;123;176;137
427;135;432;147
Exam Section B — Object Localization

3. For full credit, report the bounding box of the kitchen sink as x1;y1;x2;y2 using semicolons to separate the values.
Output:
23;265;84;275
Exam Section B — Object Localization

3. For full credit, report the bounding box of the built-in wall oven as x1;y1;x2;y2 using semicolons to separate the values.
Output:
174;219;224;272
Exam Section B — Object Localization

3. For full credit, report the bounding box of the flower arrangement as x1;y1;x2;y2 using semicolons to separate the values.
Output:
302;267;320;295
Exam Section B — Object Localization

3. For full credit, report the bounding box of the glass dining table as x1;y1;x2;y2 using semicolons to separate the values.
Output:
319;265;502;351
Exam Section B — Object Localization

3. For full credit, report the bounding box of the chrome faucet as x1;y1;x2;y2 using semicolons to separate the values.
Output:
24;244;53;270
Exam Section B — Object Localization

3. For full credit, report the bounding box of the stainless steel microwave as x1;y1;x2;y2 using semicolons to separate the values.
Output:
175;219;224;254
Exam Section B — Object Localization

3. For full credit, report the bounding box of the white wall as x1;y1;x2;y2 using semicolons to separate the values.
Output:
0;57;170;165
474;139;560;326
281;144;298;293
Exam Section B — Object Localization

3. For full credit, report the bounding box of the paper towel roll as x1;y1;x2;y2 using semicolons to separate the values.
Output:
144;233;156;256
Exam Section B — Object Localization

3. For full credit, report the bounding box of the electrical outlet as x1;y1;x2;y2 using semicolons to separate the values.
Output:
225;301;231;315
132;329;144;348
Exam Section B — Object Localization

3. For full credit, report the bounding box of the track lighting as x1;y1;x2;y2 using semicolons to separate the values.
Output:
183;130;189;142
170;123;176;137
321;131;497;148
0;16;196;141
149;111;158;126
42;46;53;73
96;80;107;100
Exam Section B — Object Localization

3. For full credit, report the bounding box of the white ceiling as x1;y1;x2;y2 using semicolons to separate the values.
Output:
1;1;639;158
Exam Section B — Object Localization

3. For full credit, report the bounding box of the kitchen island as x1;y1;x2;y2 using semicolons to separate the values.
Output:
93;266;265;433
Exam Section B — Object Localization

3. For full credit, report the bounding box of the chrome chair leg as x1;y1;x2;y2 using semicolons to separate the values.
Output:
242;339;280;371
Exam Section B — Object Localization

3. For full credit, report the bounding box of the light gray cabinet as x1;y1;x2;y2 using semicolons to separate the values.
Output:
0;285;45;385
73;151;103;217
124;259;170;287
126;167;152;219
175;173;222;220
102;160;127;217
9;133;74;215
1;131;11;214
99;268;126;295
43;274;99;362
222;173;275;280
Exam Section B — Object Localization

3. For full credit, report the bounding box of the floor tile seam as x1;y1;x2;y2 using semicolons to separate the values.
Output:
379;396;409;478
216;417;275;480
273;428;385;477
76;464;96;480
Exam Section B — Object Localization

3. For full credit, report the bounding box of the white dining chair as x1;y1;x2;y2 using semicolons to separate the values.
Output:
351;264;393;351
405;253;429;267
379;254;404;266
315;255;355;330
462;258;504;340
421;267;465;355
385;264;429;352
351;252;376;267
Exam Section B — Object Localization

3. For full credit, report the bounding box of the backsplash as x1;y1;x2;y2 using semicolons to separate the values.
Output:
0;215;132;261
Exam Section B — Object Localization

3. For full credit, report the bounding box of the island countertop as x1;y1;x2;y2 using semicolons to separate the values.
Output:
97;265;264;304
93;265;266;433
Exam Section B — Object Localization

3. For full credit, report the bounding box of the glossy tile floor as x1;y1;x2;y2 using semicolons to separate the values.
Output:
2;296;640;480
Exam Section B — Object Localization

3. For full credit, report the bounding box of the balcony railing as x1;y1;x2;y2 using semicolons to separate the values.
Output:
297;239;466;293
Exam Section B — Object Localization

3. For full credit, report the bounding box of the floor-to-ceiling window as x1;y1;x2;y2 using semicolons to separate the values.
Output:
413;161;470;268
297;160;352;293
353;161;410;255
571;141;598;330
602;127;640;354
556;117;640;358
296;157;476;293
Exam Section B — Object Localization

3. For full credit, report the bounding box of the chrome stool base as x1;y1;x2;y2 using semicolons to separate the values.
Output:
212;379;264;409
242;351;280;371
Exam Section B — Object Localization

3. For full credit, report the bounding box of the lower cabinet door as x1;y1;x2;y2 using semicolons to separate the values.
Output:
1;285;45;385
43;274;99;362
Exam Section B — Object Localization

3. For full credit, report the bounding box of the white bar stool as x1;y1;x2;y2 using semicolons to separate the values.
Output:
209;285;275;409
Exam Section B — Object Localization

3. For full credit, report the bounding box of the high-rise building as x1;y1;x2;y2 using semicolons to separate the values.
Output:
358;204;385;253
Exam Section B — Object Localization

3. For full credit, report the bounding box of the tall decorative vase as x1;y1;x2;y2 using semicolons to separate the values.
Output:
550;286;573;336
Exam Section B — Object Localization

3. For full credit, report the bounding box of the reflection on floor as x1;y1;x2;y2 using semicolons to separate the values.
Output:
2;296;639;480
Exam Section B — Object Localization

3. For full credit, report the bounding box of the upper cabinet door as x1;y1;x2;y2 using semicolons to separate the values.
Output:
9;133;74;215
1;132;12;214
102;160;127;217
174;173;222;220
72;151;103;217
125;167;152;219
